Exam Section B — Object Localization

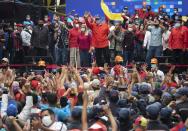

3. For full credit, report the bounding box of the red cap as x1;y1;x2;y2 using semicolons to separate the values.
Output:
92;67;100;75
114;65;121;75
16;24;23;27
15;93;22;101
31;80;39;90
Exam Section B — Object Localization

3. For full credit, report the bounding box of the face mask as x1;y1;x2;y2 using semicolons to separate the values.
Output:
135;15;139;19
81;28;86;32
38;24;43;27
75;24;79;28
42;115;53;127
176;99;183;104
151;64;157;68
128;28;133;32
124;10;128;13
174;23;181;28
174;10;177;14
26;17;30;21
96;20;101;24
44;18;48;22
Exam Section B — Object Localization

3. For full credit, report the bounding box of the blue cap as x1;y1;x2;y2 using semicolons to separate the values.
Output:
7;104;18;117
139;83;151;94
109;90;119;102
174;87;188;98
132;83;140;92
161;92;172;101
118;108;130;120
118;99;128;108
71;106;82;119
152;88;163;97
160;107;172;119
146;102;162;117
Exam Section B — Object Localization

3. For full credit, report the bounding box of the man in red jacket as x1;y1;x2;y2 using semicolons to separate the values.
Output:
169;19;188;64
68;22;81;67
84;13;110;67
182;23;188;64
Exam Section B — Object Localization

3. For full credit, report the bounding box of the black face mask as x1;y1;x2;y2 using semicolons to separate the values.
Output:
147;8;151;11
38;24;43;27
155;24;159;27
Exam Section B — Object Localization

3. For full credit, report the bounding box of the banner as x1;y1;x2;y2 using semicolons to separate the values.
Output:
66;0;188;17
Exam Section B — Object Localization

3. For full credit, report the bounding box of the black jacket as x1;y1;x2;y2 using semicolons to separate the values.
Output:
123;31;135;51
31;26;49;49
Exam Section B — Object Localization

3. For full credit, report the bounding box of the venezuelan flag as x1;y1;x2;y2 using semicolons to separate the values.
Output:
100;0;123;21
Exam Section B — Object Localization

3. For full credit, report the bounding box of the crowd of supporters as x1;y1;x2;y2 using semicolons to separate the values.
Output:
0;5;188;67
0;4;188;131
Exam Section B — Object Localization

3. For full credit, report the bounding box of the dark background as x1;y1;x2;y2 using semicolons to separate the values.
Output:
0;0;65;24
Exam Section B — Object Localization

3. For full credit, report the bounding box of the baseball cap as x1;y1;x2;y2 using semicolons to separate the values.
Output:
7;104;18;117
118;108;130;120
139;82;151;94
109;89;119;103
161;92;172;101
91;79;100;88
31;80;39;90
146;102;162;118
160;107;172;119
2;58;9;63
152;88;163;97
117;99;128;108
16;24;23;27
92;67;100;75
134;116;148;127
72;106;82;119
132;83;140;92
174;87;188;98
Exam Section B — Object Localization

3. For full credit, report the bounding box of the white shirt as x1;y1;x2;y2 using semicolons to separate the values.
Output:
21;29;32;46
152;70;165;82
110;66;128;79
49;122;67;131
143;31;151;50
162;30;171;51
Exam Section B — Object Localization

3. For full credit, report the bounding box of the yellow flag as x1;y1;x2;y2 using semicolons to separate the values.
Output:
47;0;51;6
100;0;123;21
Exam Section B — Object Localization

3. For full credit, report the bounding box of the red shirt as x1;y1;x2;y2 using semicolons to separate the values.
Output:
85;20;109;48
146;11;155;18
171;121;185;131
78;32;91;50
138;9;147;19
181;26;188;48
69;28;80;48
136;30;145;42
169;27;188;49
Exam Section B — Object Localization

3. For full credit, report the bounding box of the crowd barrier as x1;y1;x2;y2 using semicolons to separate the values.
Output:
0;64;187;69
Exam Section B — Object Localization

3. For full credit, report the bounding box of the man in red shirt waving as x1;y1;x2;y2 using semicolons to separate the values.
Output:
84;12;110;67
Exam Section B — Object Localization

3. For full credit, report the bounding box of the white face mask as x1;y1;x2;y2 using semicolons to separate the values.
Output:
135;15;139;19
81;28;86;32
128;28;133;32
174;23;181;28
96;20;101;24
176;99;183;104
44;18;48;22
42;116;53;127
75;24;79;28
